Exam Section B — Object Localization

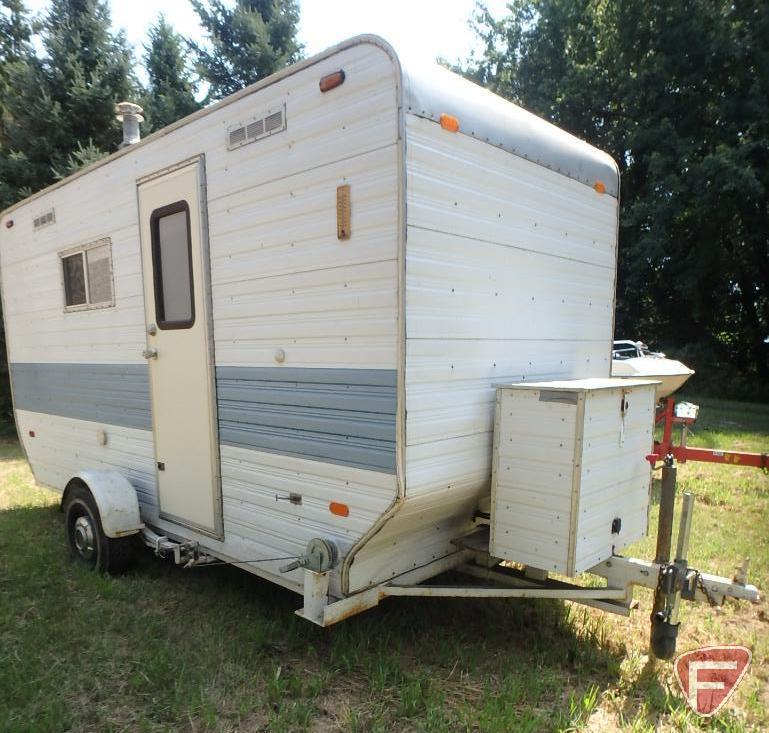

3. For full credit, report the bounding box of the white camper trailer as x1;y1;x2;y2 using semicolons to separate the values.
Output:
0;36;756;658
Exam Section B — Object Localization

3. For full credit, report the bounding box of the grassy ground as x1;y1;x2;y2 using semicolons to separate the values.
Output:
0;397;767;733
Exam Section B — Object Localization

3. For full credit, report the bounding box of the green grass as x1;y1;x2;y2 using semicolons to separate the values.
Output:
0;397;768;732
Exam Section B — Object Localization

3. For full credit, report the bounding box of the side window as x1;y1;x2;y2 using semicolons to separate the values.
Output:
62;252;86;306
60;238;114;310
150;201;195;329
86;244;113;303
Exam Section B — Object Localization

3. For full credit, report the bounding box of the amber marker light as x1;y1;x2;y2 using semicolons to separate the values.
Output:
319;70;346;92
439;113;460;132
594;180;606;194
329;501;350;517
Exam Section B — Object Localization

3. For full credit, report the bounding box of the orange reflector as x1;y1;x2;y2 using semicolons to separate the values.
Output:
319;70;346;92
439;113;460;132
594;180;606;194
329;501;349;517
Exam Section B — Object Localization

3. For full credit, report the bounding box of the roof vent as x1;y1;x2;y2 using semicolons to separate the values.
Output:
227;104;286;151
229;126;247;148
116;102;144;147
33;209;55;231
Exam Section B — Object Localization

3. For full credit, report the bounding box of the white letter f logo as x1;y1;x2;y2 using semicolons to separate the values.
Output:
687;660;737;710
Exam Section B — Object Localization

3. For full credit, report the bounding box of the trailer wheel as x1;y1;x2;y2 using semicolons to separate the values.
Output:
64;483;135;573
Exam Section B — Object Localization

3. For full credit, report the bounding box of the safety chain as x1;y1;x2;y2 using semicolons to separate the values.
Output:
695;570;719;607
652;564;669;620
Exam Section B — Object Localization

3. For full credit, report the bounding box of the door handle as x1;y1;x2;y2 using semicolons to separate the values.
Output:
142;348;158;360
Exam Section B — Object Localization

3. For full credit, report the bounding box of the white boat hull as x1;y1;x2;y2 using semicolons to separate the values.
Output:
611;357;694;399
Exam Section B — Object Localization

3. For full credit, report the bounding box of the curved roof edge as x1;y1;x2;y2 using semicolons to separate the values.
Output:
1;34;618;218
400;61;619;198
0;35;399;218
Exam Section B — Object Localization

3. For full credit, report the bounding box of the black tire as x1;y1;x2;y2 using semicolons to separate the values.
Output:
64;483;135;573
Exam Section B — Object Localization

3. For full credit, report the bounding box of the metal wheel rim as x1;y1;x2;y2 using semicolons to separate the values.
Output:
73;514;96;560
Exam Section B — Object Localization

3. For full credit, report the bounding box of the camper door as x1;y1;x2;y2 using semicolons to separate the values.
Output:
137;158;222;537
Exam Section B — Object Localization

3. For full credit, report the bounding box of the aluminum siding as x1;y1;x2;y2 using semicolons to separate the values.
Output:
13;407;396;597
10;362;397;473
10;362;151;430
404;114;618;499
15;410;158;514
348;113;619;591
0;41;402;598
216;366;397;472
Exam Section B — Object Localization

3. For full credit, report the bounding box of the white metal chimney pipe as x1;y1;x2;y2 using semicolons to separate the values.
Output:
115;102;144;147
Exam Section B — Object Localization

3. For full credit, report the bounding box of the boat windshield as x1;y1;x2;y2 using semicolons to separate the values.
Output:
612;340;652;360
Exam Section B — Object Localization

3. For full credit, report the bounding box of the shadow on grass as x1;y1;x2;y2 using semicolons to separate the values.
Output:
615;656;719;731
0;498;628;731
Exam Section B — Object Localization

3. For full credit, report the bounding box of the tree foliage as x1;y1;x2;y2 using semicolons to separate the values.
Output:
0;0;32;66
467;0;769;392
0;0;34;207
141;15;201;132
0;0;136;209
0;1;299;427
190;0;302;101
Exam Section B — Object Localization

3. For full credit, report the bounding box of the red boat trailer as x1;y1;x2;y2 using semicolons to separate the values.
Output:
650;397;768;470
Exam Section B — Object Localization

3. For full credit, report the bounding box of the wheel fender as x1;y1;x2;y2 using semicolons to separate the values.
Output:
62;470;144;538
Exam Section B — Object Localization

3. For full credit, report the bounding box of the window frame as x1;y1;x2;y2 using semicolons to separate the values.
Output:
59;237;115;312
149;200;196;330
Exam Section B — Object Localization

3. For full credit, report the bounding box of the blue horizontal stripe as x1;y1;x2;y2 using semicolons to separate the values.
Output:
215;366;397;473
10;362;152;430
10;362;398;473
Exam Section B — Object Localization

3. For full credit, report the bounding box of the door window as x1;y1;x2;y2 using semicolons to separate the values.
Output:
150;201;195;329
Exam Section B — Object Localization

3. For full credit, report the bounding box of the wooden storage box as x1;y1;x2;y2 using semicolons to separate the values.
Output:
490;378;656;576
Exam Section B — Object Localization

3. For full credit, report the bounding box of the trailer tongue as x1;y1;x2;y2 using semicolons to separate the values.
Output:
292;476;758;662
289;380;759;660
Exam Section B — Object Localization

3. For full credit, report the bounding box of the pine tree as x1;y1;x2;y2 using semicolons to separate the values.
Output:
0;2;35;425
142;15;201;132
0;0;137;209
0;0;35;208
0;0;32;66
190;0;302;101
40;0;136;155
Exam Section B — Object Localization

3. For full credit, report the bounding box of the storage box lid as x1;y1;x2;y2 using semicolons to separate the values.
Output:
495;377;660;392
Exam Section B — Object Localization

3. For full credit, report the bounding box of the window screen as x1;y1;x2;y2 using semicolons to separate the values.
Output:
62;253;87;306
150;202;195;329
86;244;112;304
60;238;114;310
